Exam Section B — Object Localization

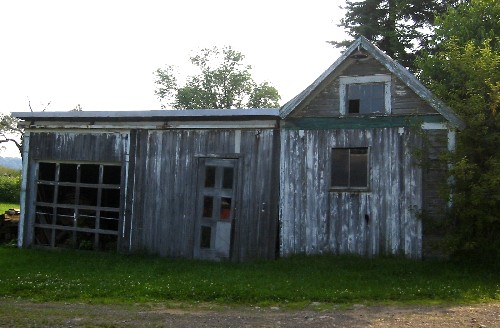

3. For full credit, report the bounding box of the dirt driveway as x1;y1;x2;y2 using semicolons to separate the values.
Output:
0;300;498;327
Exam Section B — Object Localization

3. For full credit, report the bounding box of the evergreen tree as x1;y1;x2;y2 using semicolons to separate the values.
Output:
332;0;458;70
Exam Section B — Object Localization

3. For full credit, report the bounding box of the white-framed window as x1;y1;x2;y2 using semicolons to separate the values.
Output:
331;147;369;190
339;75;391;115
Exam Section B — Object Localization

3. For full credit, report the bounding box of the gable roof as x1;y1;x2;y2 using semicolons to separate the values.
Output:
280;36;466;130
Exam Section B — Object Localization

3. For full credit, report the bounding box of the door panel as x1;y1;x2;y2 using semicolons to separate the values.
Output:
194;158;237;260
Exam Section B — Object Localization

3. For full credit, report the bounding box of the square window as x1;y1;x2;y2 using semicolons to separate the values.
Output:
340;75;391;116
331;148;369;190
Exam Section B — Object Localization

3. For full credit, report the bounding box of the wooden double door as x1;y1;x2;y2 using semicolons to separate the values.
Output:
194;158;237;260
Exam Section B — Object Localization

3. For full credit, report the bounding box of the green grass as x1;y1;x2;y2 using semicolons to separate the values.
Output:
0;248;498;307
0;202;19;213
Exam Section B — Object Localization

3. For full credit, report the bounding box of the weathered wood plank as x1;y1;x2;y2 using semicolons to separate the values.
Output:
280;127;424;258
125;129;277;261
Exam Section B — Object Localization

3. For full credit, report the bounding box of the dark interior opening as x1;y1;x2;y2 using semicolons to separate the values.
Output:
200;226;211;248
348;99;360;113
103;165;121;184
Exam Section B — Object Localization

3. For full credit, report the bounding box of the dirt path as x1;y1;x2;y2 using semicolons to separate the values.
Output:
0;300;498;327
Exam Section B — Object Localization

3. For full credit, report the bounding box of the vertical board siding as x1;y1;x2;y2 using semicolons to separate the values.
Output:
280;127;423;258
28;132;125;162
128;129;278;261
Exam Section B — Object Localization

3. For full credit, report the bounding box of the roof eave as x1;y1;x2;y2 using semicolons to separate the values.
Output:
279;36;466;130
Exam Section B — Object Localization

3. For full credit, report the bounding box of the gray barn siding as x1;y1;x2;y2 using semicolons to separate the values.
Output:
127;129;278;261
280;127;423;258
28;132;126;162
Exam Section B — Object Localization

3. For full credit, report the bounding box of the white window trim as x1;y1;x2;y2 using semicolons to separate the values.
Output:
339;75;392;116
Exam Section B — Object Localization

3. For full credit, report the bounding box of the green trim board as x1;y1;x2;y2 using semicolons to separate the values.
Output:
282;115;446;130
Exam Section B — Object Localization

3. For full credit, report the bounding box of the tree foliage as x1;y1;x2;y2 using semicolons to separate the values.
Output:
417;0;500;260
154;46;281;109
332;0;459;70
0;114;23;155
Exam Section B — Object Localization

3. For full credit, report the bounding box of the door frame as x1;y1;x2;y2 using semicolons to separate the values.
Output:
193;155;241;261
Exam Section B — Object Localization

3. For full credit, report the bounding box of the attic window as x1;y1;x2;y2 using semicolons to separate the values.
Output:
339;75;391;115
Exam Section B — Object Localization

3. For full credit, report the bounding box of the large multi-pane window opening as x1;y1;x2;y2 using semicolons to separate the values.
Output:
331;148;369;190
34;162;122;251
339;75;391;116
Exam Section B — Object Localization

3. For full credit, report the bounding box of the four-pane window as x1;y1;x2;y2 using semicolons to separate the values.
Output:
331;148;369;190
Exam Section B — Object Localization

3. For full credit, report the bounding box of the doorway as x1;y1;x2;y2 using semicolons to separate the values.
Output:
194;158;237;260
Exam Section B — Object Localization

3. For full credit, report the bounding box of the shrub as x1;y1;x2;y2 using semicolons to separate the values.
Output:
0;175;20;203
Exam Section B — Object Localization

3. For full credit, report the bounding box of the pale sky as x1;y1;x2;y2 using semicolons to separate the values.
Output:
0;0;348;155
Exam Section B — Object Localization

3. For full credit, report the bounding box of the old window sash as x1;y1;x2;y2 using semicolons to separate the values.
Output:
331;147;369;191
34;161;122;251
339;75;391;115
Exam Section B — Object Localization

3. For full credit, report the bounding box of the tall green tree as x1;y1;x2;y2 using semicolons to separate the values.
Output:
417;0;500;259
332;0;459;70
154;46;281;109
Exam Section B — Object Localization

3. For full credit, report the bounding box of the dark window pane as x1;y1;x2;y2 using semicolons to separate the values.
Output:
57;186;76;204
203;196;213;218
38;162;56;181
350;149;368;187
348;99;360;113
205;166;216;188
220;198;231;220
35;206;53;224
56;207;74;226
100;216;119;231
101;188;120;208
77;210;96;228
59;164;78;182
222;167;234;189
36;184;55;203
80;164;100;184
103;165;121;185
80;187;98;206
200;226;211;248
332;149;349;187
100;211;119;231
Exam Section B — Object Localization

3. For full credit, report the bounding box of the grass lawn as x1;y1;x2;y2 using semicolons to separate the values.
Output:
0;202;20;214
0;247;498;307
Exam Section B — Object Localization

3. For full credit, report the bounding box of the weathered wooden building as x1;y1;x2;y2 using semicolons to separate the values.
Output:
14;110;280;261
14;37;464;260
278;37;464;258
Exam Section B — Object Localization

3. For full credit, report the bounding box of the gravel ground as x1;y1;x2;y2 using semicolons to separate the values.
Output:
0;300;498;327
